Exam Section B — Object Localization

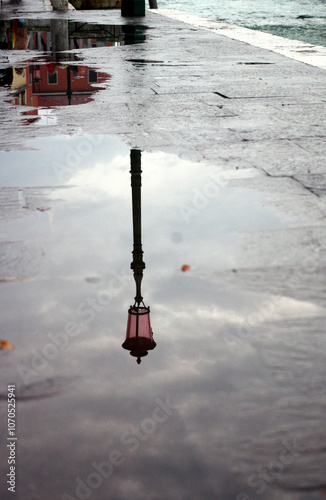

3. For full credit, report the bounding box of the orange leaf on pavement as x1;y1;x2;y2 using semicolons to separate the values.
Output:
0;340;14;350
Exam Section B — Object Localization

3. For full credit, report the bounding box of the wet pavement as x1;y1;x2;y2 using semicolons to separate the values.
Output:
0;2;326;500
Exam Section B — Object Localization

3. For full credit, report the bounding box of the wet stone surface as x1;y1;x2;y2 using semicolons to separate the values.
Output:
0;20;148;109
0;4;326;500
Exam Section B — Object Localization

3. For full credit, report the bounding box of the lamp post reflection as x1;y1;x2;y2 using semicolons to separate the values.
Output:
122;150;156;364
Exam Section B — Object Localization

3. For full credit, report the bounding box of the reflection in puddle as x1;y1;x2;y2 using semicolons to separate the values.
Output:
0;7;324;500
21;107;58;126
122;149;157;364
0;19;147;117
0;19;147;52
1;133;325;499
9;62;110;108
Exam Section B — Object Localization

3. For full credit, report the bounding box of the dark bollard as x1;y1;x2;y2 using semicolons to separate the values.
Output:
121;0;145;16
149;0;157;8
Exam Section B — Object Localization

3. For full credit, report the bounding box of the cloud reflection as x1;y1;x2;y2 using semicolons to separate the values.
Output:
1;135;325;500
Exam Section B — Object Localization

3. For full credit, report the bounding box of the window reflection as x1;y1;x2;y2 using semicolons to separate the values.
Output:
0;19;147;114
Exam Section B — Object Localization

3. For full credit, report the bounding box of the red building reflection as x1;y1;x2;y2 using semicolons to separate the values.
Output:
11;63;110;108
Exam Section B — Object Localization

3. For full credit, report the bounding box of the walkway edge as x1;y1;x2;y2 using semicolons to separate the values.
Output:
152;8;326;70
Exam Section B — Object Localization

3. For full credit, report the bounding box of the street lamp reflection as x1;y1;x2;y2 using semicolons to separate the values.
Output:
122;150;156;364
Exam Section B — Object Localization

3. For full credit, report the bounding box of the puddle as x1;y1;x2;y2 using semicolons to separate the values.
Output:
1;19;147;52
0;133;299;281
0;19;147;114
6;60;110;109
21;107;58;125
0;133;298;292
0;133;325;500
0;7;325;500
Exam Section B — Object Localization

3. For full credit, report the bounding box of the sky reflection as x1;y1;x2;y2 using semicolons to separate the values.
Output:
0;135;325;500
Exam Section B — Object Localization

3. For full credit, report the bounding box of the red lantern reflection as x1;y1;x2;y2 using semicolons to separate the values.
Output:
123;303;156;364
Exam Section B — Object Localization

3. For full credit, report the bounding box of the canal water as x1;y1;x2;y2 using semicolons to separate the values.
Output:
159;0;326;47
0;13;326;500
